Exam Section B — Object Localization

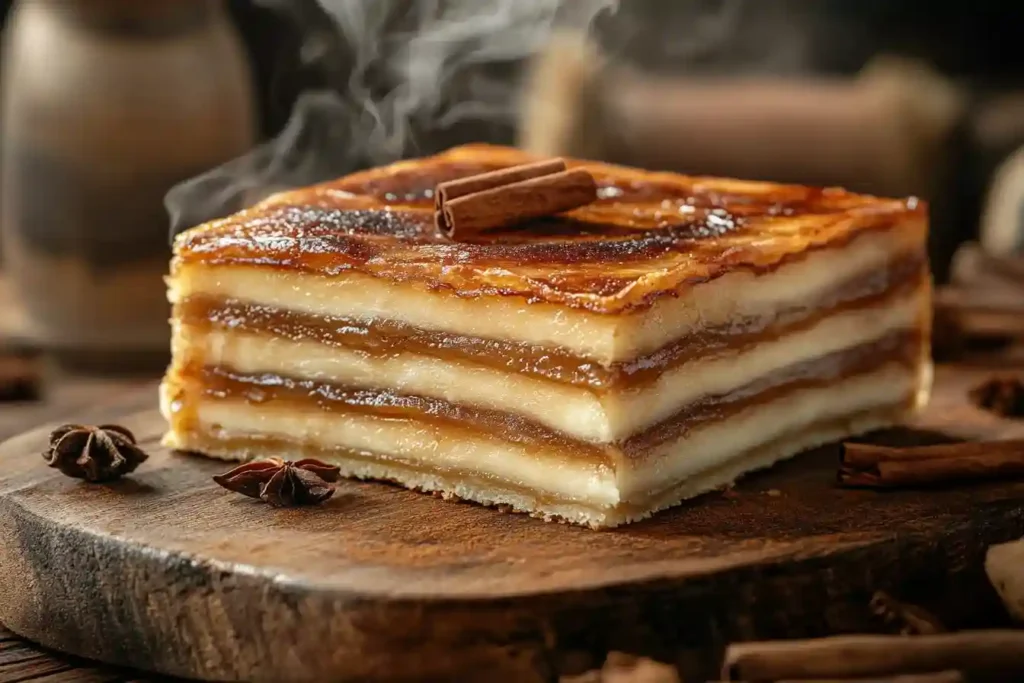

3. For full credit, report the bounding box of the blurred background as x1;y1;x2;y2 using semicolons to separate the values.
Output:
1;0;1023;378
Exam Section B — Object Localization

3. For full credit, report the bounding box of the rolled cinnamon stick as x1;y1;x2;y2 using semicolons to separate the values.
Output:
435;159;597;240
435;158;567;207
722;631;1024;680
838;439;1024;488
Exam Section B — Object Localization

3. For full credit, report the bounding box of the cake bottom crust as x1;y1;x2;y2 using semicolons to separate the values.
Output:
166;402;909;529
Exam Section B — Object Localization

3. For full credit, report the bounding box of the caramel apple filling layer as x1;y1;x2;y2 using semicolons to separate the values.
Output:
175;252;924;390
162;361;921;527
166;326;922;463
170;285;927;443
168;227;922;365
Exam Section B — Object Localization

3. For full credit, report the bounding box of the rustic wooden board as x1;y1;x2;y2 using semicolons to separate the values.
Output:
0;367;1023;683
0;379;169;683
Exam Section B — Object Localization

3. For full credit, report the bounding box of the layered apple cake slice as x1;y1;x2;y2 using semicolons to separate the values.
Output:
161;144;931;528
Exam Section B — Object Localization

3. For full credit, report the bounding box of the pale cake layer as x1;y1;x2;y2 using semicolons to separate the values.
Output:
162;363;920;528
169;228;921;365
169;286;926;443
169;407;904;528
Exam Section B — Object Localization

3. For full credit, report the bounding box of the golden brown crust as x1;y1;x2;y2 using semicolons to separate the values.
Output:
172;144;928;314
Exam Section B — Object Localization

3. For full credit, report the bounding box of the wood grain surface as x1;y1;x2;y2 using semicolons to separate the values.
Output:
0;367;1023;683
0;623;164;683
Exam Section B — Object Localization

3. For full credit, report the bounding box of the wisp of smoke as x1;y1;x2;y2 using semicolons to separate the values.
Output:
166;0;617;236
165;0;807;238
320;0;618;163
164;91;354;236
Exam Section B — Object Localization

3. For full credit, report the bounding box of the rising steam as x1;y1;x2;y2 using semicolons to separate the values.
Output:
318;0;619;162
166;0;808;237
167;0;617;236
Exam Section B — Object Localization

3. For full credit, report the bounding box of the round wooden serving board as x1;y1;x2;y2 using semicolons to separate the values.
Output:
1;367;1024;682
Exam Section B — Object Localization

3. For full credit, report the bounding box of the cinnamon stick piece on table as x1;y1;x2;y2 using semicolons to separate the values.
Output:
434;158;597;240
838;439;1024;488
722;631;1024;680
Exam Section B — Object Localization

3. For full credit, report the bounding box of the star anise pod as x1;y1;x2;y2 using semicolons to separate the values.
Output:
213;457;341;507
43;423;149;482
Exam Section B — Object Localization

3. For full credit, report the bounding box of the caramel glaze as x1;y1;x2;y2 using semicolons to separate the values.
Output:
176;254;925;390
172;144;928;314
180;328;922;464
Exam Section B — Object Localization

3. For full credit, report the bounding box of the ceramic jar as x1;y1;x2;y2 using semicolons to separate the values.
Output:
1;0;257;371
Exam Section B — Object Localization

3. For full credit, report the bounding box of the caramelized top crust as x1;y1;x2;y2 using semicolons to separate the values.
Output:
173;144;927;314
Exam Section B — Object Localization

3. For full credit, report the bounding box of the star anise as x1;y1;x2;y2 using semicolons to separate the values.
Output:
212;457;341;507
970;376;1024;418
43;423;149;482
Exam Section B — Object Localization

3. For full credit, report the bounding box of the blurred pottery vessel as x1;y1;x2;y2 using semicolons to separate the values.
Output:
520;36;967;279
0;0;256;372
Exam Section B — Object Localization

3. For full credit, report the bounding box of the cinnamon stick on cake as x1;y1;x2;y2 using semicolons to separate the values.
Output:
161;144;932;528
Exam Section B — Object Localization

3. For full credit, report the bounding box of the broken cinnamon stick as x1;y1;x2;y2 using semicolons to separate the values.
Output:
722;631;1024;680
434;158;597;240
838;439;1024;488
